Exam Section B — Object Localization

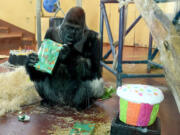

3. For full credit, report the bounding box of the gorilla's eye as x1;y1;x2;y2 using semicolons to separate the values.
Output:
65;23;83;31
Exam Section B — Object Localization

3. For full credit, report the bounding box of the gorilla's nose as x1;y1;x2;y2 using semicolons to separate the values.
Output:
67;35;73;40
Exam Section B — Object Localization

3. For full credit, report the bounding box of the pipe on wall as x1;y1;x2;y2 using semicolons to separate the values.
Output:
36;0;42;49
76;0;82;7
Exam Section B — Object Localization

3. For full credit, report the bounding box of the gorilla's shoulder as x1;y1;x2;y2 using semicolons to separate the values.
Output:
86;29;99;40
87;29;98;36
44;27;61;43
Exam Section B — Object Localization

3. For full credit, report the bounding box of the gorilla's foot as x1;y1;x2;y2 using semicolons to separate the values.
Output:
40;99;57;107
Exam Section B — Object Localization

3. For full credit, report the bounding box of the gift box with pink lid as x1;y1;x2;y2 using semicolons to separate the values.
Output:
117;84;164;127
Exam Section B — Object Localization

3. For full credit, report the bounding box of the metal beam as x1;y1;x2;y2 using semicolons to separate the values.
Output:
36;0;42;49
76;0;82;7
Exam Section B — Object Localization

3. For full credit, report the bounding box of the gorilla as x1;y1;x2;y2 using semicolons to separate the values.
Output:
25;7;104;110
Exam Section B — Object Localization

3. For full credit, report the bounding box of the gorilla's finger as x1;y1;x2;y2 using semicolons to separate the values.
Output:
28;63;35;67
29;58;38;63
29;53;38;59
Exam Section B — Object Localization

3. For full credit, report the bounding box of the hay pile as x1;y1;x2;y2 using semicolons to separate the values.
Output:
0;67;40;116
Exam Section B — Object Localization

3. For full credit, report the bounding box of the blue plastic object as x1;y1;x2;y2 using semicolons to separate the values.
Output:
173;11;180;25
43;0;58;13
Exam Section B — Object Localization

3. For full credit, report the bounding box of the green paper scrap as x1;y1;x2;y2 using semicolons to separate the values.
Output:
34;39;63;74
99;86;116;100
69;122;96;135
120;98;128;123
148;104;159;126
18;114;30;122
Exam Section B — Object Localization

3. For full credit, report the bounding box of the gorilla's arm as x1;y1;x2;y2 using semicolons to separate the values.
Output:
25;47;70;82
25;53;51;81
87;30;102;78
44;27;53;39
44;27;62;43
26;27;72;81
74;30;101;80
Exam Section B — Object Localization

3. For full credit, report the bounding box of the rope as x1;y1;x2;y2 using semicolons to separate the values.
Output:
118;0;133;9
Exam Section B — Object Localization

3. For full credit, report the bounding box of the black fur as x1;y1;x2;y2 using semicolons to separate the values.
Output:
25;7;103;110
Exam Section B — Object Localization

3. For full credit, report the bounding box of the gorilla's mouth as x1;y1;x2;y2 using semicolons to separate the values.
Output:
65;35;74;44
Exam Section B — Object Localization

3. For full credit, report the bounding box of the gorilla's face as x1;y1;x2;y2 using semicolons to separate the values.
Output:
59;22;84;45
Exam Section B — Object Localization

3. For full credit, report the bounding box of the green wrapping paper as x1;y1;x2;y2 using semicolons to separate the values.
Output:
69;122;95;135
34;39;63;74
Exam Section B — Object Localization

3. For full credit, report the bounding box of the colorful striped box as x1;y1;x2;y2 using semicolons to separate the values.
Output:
117;84;164;127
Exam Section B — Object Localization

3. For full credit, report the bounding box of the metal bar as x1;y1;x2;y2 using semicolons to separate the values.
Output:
125;15;142;36
103;49;112;59
100;2;112;60
148;61;163;69
104;60;148;64
116;5;125;86
100;0;165;88
117;6;125;73
121;73;164;78
76;0;82;7
100;3;104;62
117;0;125;87
123;60;148;64
104;61;113;64
147;33;153;72
100;61;164;78
100;61;117;75
36;0;42;49
151;48;159;60
101;0;119;4
117;72;123;87
101;3;116;58
104;15;142;59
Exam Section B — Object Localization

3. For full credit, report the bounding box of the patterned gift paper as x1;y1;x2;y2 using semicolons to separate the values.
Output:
34;39;63;74
117;84;164;105
69;122;95;135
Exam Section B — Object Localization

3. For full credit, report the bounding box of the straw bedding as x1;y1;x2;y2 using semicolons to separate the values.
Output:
0;67;40;116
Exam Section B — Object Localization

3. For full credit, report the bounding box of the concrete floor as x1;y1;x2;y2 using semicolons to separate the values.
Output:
0;46;180;135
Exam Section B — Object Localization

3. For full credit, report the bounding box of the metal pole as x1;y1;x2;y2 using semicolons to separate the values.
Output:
104;15;142;59
116;5;125;87
147;33;153;72
100;2;104;62
36;0;42;49
151;48;159;60
125;15;142;36
76;0;82;7
101;3;116;58
100;61;117;76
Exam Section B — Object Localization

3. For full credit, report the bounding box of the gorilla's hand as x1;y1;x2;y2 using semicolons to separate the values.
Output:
87;30;98;42
59;44;71;61
76;57;91;79
27;53;39;67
